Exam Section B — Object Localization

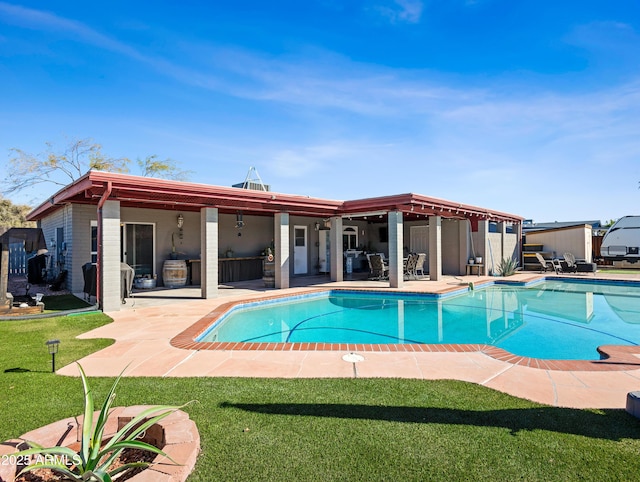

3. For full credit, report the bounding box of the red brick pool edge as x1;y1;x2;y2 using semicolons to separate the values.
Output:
170;289;640;372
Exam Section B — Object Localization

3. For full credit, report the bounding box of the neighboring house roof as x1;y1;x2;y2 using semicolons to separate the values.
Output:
523;220;602;232
27;171;524;224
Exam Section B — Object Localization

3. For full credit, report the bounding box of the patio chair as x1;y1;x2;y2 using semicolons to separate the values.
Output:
404;253;418;280
369;254;389;280
366;253;387;278
415;253;426;278
535;253;557;273
366;253;375;277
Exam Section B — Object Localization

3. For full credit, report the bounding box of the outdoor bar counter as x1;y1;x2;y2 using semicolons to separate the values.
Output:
187;256;265;284
218;256;264;283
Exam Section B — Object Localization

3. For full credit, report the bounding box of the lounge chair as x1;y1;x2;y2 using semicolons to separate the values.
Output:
535;253;557;273
562;252;597;274
562;253;578;273
369;254;389;280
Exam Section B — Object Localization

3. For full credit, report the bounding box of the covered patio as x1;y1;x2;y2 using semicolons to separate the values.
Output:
27;171;523;312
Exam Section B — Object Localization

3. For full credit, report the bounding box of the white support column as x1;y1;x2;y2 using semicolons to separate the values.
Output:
388;211;403;288
275;213;290;289
428;215;442;281
200;207;218;299
330;216;343;282
478;220;489;276
99;200;121;312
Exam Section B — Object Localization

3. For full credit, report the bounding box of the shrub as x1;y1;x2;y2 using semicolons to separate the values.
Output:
497;257;518;277
15;364;190;482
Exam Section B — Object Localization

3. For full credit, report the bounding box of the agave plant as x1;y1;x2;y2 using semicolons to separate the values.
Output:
15;363;190;482
497;257;518;277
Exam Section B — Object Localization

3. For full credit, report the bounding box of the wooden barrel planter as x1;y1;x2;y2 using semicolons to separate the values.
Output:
263;256;275;288
163;260;187;288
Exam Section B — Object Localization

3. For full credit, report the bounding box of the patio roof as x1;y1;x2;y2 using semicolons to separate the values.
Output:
27;171;523;223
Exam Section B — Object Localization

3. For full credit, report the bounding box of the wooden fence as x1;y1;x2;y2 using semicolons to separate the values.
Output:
8;242;28;275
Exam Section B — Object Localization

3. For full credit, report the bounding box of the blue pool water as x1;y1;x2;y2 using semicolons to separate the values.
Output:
197;280;640;360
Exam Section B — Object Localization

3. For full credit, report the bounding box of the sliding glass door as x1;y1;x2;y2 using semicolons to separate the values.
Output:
121;223;155;278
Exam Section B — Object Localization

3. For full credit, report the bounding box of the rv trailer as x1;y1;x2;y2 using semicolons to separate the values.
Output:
600;216;640;263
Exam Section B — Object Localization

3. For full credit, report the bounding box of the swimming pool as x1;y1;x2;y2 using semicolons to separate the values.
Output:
196;280;640;360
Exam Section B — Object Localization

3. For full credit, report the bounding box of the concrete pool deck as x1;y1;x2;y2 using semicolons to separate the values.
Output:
59;271;640;410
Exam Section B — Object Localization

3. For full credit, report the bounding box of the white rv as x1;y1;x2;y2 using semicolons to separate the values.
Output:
600;216;640;263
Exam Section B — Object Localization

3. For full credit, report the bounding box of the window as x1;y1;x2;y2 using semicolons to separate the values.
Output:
343;226;358;250
90;221;98;264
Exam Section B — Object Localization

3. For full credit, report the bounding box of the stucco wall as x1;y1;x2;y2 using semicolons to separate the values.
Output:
70;204;97;293
525;226;592;262
487;233;503;274
442;219;462;274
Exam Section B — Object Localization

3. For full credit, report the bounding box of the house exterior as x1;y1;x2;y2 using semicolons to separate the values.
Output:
26;171;523;311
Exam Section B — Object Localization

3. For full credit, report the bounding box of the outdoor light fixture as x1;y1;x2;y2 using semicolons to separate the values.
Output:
46;339;60;373
314;222;320;231
235;211;244;229
177;214;184;229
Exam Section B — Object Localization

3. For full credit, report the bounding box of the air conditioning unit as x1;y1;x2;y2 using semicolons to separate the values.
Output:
232;181;270;191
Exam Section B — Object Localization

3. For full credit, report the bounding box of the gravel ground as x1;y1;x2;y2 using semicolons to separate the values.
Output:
7;274;71;297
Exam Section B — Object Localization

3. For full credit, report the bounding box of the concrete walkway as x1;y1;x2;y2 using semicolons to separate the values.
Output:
59;271;640;409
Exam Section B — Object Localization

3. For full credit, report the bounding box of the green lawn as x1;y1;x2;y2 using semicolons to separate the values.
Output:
1;313;640;481
41;293;94;311
599;269;640;274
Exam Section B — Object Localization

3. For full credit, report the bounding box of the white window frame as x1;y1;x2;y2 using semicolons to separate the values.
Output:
343;225;359;251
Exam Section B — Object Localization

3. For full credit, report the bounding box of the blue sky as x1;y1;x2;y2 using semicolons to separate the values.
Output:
1;1;639;223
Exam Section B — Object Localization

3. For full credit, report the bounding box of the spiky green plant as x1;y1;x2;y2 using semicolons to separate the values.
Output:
15;364;191;482
497;257;518;277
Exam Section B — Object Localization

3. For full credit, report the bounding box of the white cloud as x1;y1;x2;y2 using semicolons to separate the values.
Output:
369;0;424;24
0;2;143;59
2;3;639;220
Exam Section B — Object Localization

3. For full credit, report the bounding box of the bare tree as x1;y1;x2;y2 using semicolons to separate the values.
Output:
137;155;192;182
3;138;191;197
3;138;129;195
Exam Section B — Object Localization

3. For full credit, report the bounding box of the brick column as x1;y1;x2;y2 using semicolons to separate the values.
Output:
99;200;121;312
428;215;442;281
200;208;218;299
388;211;403;288
275;213;290;289
330;216;343;282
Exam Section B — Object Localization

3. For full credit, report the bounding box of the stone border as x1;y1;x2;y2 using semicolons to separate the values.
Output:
170;285;640;372
0;406;200;482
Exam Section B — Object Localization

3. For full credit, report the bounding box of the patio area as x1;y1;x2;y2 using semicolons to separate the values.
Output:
59;271;640;410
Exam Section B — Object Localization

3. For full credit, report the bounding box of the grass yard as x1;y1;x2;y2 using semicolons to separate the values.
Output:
1;312;640;481
41;293;94;312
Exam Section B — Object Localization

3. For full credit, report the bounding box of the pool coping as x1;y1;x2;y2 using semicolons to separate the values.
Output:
170;281;640;372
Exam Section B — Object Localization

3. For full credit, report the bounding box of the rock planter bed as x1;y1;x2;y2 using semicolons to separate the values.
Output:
0;406;200;482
